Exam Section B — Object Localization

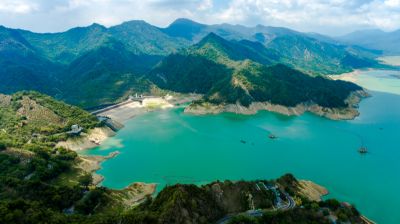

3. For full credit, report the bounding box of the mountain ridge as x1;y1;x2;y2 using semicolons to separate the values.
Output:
150;33;364;115
0;18;383;108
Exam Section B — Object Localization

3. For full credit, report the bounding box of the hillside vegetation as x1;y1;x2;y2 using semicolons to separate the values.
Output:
122;174;365;224
0;19;381;108
150;33;363;109
0;91;99;147
0;93;369;224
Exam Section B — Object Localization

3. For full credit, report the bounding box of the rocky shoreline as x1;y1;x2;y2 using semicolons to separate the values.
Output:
184;90;369;120
298;180;329;202
56;127;117;151
76;151;121;185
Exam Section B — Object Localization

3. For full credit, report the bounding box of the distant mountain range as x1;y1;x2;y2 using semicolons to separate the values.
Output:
0;18;393;108
338;29;400;55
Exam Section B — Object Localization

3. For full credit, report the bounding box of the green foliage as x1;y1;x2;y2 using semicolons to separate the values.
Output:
58;40;158;108
0;91;100;149
75;187;108;215
1;21;379;109
78;174;93;189
228;215;258;224
0;93;105;223
150;53;232;94
150;34;362;109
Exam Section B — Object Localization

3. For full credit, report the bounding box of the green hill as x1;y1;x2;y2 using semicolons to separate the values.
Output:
150;33;362;109
161;19;378;75
123;174;365;224
0;91;99;146
18;23;110;64
0;19;379;109
262;32;377;75
0;26;61;95
57;40;156;108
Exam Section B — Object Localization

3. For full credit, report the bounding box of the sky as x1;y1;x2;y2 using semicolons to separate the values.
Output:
0;0;399;35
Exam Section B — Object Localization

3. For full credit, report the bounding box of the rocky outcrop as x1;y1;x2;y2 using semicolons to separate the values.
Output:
185;90;368;120
108;182;156;208
297;180;329;202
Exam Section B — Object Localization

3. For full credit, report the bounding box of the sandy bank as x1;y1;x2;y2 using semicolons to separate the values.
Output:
184;90;368;120
329;70;363;83
377;56;400;66
96;94;201;123
56;127;116;151
298;180;329;202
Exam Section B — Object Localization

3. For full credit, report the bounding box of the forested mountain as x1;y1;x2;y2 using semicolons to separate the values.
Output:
150;33;362;109
338;29;400;55
161;19;378;75
57;40;155;107
0;21;183;107
0;19;381;108
0;26;60;95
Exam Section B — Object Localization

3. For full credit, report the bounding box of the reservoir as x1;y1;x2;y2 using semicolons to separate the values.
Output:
84;69;400;224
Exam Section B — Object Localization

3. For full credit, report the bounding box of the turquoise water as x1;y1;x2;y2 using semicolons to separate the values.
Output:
84;70;400;224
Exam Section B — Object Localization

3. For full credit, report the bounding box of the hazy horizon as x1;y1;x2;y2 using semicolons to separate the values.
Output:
0;0;399;36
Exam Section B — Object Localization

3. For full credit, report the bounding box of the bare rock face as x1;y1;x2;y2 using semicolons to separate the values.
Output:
297;180;329;202
0;94;11;107
184;90;368;120
108;182;156;208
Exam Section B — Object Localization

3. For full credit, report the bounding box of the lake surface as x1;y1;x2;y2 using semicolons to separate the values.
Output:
84;69;400;224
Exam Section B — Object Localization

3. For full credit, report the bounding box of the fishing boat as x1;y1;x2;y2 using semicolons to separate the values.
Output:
358;146;368;154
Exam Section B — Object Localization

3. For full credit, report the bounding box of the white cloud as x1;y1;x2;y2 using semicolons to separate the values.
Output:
199;0;213;10
384;0;400;7
212;0;400;34
0;0;398;35
0;0;38;14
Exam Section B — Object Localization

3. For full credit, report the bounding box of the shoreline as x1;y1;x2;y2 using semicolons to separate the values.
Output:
76;151;121;185
58;94;201;199
298;180;329;202
184;90;368;120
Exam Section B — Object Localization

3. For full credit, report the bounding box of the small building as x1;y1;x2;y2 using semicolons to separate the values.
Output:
67;124;83;136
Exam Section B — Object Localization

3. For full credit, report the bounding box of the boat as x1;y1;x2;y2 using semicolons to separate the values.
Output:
268;134;277;139
240;140;247;144
358;147;368;154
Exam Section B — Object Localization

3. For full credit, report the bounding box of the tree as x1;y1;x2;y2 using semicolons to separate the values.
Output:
79;174;93;189
0;142;6;151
